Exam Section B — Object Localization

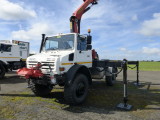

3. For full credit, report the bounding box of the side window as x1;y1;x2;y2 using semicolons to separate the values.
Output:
7;45;12;52
1;44;12;52
77;36;87;51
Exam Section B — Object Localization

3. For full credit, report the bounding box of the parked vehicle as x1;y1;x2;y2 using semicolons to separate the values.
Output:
0;40;29;78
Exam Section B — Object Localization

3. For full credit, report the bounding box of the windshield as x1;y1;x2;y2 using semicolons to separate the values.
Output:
44;34;74;51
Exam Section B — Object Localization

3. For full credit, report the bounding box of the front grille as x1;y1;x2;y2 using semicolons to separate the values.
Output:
28;61;38;66
41;62;54;69
28;61;55;71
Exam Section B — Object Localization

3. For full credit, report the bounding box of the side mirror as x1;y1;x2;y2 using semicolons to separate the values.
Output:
87;36;92;44
87;45;92;50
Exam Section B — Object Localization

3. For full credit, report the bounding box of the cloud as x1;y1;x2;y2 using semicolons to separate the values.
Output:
0;0;37;20
119;47;127;51
12;22;55;41
138;13;160;36
82;3;107;20
1;0;159;61
142;47;160;55
132;14;138;21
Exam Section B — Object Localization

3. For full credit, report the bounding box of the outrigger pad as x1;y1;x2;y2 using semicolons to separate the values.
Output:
116;103;133;110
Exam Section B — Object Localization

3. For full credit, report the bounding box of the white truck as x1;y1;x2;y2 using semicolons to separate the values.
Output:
18;0;140;109
17;0;119;105
22;31;117;105
0;40;29;78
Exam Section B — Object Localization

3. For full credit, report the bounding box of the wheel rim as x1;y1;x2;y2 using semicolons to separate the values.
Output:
76;82;85;98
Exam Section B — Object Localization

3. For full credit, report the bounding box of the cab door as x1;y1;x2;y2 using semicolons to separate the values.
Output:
0;44;12;62
0;44;20;62
75;35;92;68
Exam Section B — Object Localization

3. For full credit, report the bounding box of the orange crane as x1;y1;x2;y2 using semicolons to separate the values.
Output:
70;0;98;33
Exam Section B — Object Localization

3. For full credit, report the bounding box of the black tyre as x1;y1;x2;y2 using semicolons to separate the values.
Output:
64;74;89;105
105;74;116;86
30;81;53;97
0;64;5;79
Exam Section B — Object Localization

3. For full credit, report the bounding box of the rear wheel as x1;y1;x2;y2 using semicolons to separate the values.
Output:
64;74;89;105
0;64;5;79
30;81;53;97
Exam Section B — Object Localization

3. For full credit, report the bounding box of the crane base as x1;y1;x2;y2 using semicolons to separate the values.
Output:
117;103;133;110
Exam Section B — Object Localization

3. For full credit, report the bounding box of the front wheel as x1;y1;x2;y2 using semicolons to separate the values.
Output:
30;81;53;97
64;74;89;105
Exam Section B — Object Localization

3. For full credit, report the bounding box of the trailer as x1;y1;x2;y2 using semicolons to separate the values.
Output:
0;40;29;78
17;0;139;108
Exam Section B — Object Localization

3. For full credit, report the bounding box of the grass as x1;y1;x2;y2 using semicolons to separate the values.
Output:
0;105;20;119
0;81;160;119
128;61;160;71
0;88;67;119
86;81;160;109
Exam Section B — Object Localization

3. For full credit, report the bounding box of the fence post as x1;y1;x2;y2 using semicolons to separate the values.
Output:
134;61;141;86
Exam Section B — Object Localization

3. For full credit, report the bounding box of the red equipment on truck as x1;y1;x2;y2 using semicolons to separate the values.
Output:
17;63;43;79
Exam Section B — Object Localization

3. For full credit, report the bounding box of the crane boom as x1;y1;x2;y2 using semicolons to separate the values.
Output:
70;0;98;33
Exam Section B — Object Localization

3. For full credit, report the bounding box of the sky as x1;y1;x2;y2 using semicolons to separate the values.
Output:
0;0;160;61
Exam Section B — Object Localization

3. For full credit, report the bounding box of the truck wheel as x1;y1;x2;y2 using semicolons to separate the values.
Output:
30;82;53;97
0;64;5;79
105;74;116;86
64;74;89;105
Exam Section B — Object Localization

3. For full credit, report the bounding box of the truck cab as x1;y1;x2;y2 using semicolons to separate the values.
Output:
27;33;92;76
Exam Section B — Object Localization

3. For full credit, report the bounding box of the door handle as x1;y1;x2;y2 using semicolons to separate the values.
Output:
79;51;84;53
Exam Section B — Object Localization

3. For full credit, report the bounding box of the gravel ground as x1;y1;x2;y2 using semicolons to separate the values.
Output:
0;70;160;120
